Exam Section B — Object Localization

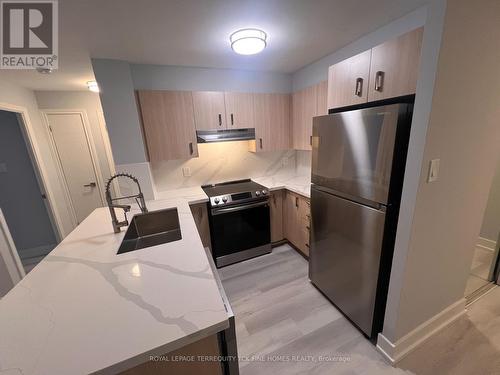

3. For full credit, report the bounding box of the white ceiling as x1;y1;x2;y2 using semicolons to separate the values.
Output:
0;0;429;91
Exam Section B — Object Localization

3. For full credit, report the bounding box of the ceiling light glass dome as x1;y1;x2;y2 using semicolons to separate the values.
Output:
230;28;267;55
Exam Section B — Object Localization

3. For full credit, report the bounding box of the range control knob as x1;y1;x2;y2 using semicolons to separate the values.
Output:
214;197;220;204
261;190;268;195
222;196;228;203
255;191;261;196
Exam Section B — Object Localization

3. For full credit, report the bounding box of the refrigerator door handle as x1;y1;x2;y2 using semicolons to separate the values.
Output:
311;184;386;212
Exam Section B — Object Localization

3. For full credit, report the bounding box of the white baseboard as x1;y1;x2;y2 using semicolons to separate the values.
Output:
477;236;497;252
376;298;466;364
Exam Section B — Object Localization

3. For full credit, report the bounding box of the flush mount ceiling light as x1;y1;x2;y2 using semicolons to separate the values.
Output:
230;28;267;55
87;80;100;93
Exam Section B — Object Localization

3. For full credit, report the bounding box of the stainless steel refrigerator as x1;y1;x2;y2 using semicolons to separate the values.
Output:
309;102;414;340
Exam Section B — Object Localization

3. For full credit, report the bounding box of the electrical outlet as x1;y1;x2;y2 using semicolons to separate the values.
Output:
281;157;289;167
0;163;7;173
182;167;191;177
427;159;440;183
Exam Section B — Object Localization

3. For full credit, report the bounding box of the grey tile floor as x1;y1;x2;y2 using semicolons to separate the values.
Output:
219;244;500;375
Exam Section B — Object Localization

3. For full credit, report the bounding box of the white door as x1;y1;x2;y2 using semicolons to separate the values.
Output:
47;113;104;224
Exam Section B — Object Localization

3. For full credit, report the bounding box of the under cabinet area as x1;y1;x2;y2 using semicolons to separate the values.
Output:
137;90;198;161
327;27;423;110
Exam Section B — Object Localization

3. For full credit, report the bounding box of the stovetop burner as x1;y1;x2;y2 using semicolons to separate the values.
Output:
201;179;269;208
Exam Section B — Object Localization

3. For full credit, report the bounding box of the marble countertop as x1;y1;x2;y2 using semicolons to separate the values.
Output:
254;173;311;198
0;189;229;375
0;177;311;375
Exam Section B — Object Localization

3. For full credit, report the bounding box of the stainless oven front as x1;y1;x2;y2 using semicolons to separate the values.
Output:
209;199;271;267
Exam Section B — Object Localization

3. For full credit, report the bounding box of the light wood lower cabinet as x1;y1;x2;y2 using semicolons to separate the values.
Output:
119;334;222;375
270;190;284;243
283;190;310;257
190;203;211;251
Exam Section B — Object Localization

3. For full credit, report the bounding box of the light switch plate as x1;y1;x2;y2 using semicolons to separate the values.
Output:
0;162;7;173
182;167;191;177
427;159;440;183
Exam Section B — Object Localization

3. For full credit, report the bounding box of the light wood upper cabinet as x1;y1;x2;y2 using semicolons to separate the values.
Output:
252;93;291;152
224;92;255;129
192;91;226;130
327;50;371;109
368;27;423;102
316;80;328;116
137;90;198;162
292;85;317;150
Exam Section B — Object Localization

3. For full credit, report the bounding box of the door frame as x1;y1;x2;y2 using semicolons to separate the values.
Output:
41;109;108;225
0;102;63;241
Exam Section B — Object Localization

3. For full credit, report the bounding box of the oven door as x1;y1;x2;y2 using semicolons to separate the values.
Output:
210;200;271;267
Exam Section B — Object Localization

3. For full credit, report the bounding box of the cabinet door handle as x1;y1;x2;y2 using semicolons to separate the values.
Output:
375;71;385;92
310;135;312;146
218;113;222;126
189;142;194;155
259;138;263;149
84;182;96;188
230;113;234;125
295;197;299;208
355;77;364;97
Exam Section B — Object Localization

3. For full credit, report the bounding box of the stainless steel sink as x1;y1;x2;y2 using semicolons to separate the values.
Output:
117;208;182;254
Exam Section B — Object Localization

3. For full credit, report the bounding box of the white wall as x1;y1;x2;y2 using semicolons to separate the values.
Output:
479;160;500;242
383;0;500;345
92;59;148;165
34;91;115;188
0;80;74;238
131;64;292;93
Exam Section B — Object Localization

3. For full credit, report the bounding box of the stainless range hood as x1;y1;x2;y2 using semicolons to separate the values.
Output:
196;128;255;143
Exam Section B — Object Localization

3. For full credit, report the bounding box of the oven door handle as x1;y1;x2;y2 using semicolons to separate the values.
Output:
212;200;269;215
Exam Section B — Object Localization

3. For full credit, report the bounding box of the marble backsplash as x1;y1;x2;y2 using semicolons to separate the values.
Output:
151;141;309;192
